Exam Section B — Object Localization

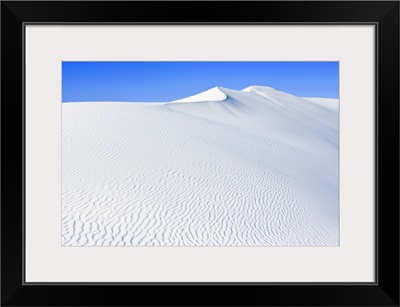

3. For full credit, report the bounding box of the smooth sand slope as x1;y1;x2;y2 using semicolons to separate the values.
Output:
62;86;339;246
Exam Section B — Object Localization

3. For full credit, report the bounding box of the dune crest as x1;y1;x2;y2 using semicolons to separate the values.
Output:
171;86;227;103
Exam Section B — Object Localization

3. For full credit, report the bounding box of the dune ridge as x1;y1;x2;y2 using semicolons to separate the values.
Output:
62;86;339;246
171;86;227;103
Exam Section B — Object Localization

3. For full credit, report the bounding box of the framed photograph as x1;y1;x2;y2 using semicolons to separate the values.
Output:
1;1;399;306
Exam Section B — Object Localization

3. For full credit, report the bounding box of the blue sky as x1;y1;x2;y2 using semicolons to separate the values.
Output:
62;62;338;102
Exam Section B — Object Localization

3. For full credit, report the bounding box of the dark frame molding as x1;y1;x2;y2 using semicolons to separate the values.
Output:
1;1;399;306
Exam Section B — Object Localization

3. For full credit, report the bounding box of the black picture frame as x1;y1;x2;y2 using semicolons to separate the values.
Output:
1;1;399;306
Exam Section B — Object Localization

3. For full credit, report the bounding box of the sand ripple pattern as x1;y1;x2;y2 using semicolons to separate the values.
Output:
62;86;339;246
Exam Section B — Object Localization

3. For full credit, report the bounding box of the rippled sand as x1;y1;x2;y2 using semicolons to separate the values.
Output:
62;86;339;246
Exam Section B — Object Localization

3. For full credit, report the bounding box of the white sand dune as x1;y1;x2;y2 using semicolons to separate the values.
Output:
62;86;339;246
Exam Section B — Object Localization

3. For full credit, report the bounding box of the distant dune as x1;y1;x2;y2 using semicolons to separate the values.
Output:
62;86;339;246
